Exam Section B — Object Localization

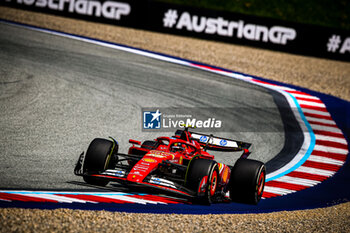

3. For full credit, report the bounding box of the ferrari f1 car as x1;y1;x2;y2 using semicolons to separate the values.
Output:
74;128;266;204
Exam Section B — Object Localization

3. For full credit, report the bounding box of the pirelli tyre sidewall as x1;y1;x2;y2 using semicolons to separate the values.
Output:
83;138;116;186
230;158;266;205
186;158;219;205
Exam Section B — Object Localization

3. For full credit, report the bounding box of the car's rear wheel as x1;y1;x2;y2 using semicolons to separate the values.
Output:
229;158;266;204
83;138;117;186
186;158;219;205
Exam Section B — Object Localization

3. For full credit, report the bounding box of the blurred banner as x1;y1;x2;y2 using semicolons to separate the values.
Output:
2;0;349;61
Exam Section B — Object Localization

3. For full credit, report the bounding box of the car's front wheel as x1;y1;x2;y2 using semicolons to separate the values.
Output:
229;158;266;204
82;138;117;186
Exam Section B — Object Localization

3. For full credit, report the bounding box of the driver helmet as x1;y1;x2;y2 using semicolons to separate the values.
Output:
171;143;187;153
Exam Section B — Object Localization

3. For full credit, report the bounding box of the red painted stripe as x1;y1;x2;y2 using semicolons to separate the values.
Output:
295;96;322;103
316;139;348;150
59;194;132;204
252;79;277;86
262;192;280;198
312;150;347;161
0;193;28;202
0;195;11;202
300;104;328;112
287;171;328;181
303;112;332;121
286;90;311;96
303;161;340;172
265;181;308;191
191;64;222;72
308;120;337;128
313;130;344;138
0;193;57;202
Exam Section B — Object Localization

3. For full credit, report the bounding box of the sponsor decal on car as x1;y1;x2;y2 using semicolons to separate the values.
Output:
191;133;239;148
149;177;177;189
221;166;229;184
199;135;207;142
140;162;150;166
143;158;157;163
132;165;149;171
179;156;183;165
220;139;227;146
103;169;126;177
131;171;141;175
147;150;172;158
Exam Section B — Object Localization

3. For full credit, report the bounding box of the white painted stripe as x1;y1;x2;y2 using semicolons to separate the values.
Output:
21;194;89;203
315;134;347;145
305;116;336;125
196;68;253;82
227;72;254;82
302;108;331;116
256;83;295;91
298;100;326;108
308;155;345;166
292;93;319;100
276;176;320;187
263;186;295;195
310;124;342;133
99;194;164;205
20;24;192;69
296;116;311;125
0;198;11;202
296;166;335;177
279;87;296;91
314;145;348;155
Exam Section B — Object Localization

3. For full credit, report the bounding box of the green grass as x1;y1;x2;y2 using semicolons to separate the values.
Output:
156;0;350;30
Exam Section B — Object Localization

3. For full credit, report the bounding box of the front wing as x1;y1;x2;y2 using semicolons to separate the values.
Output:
83;169;196;198
74;153;195;198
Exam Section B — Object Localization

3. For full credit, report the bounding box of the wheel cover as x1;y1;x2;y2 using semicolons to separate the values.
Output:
257;170;265;196
210;170;218;196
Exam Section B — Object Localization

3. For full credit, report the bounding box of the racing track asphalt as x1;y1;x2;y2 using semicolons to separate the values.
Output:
0;22;298;190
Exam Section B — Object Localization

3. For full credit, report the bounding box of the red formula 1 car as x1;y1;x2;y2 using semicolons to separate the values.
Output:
74;128;266;204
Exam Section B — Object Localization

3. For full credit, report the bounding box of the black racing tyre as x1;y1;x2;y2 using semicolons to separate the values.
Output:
83;138;117;186
141;140;158;150
229;158;266;205
186;158;219;205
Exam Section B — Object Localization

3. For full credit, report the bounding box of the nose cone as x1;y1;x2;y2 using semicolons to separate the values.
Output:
126;157;159;182
126;150;175;182
127;173;143;182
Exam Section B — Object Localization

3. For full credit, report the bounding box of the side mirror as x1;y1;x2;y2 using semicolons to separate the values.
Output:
129;139;141;145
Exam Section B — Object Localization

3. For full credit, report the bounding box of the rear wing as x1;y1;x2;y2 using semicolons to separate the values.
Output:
189;131;251;152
